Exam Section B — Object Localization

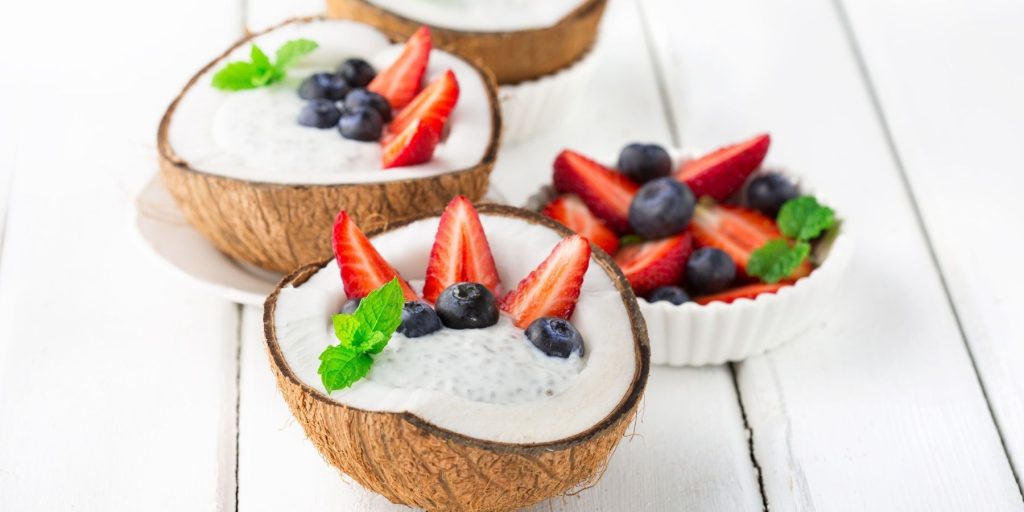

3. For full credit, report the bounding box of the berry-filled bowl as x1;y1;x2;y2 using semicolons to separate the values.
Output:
264;198;648;510
526;135;853;366
158;17;501;273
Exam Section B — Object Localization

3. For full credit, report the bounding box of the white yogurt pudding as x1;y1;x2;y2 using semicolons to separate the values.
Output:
364;0;588;32
167;19;495;185
273;213;638;444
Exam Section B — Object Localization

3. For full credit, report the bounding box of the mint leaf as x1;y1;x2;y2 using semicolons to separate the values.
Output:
354;278;405;337
332;314;363;347
211;61;260;91
275;38;319;70
248;44;278;86
620;234;644;246
748;240;811;284
318;344;373;392
778;196;835;241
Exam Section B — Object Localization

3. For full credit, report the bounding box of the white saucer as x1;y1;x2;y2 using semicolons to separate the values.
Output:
133;176;507;306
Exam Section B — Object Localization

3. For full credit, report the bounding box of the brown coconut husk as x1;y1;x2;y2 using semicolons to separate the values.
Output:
263;204;650;511
157;17;502;273
326;0;607;84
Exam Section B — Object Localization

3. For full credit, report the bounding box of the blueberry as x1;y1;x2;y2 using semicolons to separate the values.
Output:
618;143;672;183
337;107;383;141
298;72;350;101
745;173;800;218
686;247;736;294
628;177;696;239
648;286;690;305
397;301;442;338
297;99;342;129
435;282;499;329
344;88;392;122
337;58;376;87
526;317;585;358
340;298;361;314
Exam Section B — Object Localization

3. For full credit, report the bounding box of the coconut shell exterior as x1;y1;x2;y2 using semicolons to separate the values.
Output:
157;18;502;273
326;0;607;84
264;205;650;511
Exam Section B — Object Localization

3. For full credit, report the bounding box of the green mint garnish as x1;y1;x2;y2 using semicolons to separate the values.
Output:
318;278;404;393
777;195;835;241
211;38;319;91
620;234;645;247
748;195;835;284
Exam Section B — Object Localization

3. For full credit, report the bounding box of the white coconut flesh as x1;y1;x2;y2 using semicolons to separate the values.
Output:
167;19;494;185
273;214;638;444
365;0;588;32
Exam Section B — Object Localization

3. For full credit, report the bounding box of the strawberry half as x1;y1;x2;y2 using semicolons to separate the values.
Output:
389;69;459;136
332;211;417;300
542;195;620;255
675;133;771;201
552;150;639;233
368;26;431;110
500;235;591;328
422;196;501;302
695;282;789;305
613;233;692;296
381;119;440;169
690;203;811;278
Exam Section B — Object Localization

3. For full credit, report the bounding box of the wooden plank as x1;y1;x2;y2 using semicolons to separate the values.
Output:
235;0;762;509
0;1;244;510
246;0;325;31
639;0;1024;509
838;0;1024;490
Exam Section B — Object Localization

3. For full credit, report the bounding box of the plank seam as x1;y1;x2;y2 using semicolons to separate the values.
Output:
731;362;769;512
233;303;243;512
634;0;681;146
830;0;1024;501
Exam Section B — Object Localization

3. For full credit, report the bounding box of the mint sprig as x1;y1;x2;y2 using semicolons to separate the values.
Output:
211;38;318;91
318;278;405;393
748;195;835;284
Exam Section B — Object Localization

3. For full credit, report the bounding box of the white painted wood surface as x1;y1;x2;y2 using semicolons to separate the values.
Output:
1;0;1023;510
640;0;1024;509
839;0;1024;491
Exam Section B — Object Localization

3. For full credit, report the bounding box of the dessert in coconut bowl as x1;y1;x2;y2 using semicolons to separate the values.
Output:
264;197;649;511
528;134;853;366
325;0;607;143
158;17;501;273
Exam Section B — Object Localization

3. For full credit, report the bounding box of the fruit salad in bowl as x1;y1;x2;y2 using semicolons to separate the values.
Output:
528;134;852;366
264;197;649;510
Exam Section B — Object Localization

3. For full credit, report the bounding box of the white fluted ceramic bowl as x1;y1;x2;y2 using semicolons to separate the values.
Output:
526;149;853;366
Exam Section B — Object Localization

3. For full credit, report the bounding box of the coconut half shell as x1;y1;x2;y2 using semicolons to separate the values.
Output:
263;205;650;511
157;17;502;273
326;0;607;84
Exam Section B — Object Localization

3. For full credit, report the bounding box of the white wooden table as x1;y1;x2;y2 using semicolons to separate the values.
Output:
2;0;1023;509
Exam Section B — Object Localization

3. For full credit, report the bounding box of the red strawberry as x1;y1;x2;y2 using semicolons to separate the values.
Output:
695;282;789;305
368;26;431;109
389;69;459;136
690;203;811;278
500;235;591;328
381;119;440;169
553;150;639;233
613;233;692;296
675;133;771;201
332;211;417;300
422;196;501;302
542;195;620;255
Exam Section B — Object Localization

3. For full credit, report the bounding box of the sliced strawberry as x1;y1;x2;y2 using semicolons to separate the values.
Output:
422;196;501;302
389;69;459;136
676;133;771;201
381;119;440;169
552;150;639;233
542;195;620;255
695;282;789;305
690;203;811;279
368;26;431;110
332;210;417;300
500;235;591;328
613;233;692;296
